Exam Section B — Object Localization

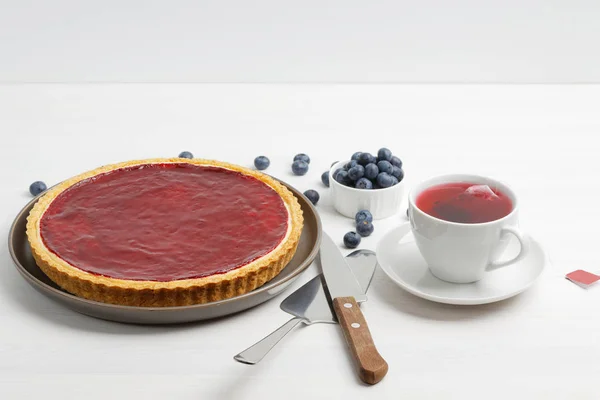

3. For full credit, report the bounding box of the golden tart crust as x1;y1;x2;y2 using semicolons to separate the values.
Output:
26;158;303;307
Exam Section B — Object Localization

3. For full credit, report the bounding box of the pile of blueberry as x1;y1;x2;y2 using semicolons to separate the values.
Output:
332;148;403;189
343;210;374;248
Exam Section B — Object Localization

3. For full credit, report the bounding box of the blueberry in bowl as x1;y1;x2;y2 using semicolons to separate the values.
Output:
376;172;395;188
357;152;373;166
355;177;373;189
377;147;392;162
390;156;403;168
364;163;379;180
377;160;393;175
347;165;365;181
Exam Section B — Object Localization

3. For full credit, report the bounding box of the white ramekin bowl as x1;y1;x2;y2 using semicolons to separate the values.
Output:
329;161;405;220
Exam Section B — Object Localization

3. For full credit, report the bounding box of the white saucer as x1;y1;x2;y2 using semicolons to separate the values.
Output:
376;224;546;305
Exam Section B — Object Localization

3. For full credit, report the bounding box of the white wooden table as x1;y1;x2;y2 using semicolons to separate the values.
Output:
1;84;598;399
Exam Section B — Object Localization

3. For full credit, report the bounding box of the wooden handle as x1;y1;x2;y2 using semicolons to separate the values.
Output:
333;297;388;385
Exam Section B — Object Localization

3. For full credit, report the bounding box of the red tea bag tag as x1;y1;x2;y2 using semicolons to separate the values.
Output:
566;270;600;288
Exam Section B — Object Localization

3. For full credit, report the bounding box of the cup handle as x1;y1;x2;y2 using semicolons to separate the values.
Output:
486;226;529;271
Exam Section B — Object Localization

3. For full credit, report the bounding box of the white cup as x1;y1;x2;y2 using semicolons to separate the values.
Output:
408;174;528;284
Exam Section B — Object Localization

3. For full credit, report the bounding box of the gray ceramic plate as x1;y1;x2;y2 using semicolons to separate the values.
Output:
8;181;321;324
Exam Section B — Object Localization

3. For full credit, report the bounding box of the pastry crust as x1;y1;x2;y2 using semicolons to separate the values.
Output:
26;158;303;307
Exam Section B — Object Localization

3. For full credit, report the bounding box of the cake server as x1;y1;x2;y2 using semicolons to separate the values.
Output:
233;249;377;365
320;232;388;385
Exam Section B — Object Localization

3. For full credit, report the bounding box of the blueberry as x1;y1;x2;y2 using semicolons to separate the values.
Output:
358;152;372;166
355;210;373;224
254;156;270;170
321;171;330;187
29;181;47;196
391;166;404;181
331;160;339;167
351;152;362;161
343;232;361;249
376;172;394;188
356;220;374;237
390;176;399;186
333;168;343;180
377;148;392;162
377;160;393;174
397;169;405;182
364;163;379;179
335;170;349;184
178;151;193;159
304;189;320;205
344;160;358;170
347;165;365;181
390;156;403;168
367;154;377;164
293;153;310;164
355;177;373;189
292;160;309;175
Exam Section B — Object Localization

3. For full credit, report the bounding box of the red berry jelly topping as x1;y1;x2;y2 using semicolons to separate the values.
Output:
40;163;289;281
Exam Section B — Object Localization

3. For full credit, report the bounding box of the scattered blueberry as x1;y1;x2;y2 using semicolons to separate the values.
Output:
376;172;394;188
377;160;393;174
377;148;392;162
391;166;404;181
331;160;339;167
254;156;270;170
364;163;379;179
355;177;373;189
335;170;349;184
355;210;373;224
321;171;330;187
347;165;365;181
357;152;372;166
178;151;193;159
356;221;374;237
344;160;358;170
292;160;309;175
304;189;320;205
351;152;362;161
29;181;47;196
293;153;311;164
390;156;403;168
343;232;361;249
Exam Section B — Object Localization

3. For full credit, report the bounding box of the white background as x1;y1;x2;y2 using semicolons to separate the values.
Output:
2;1;600;398
1;84;599;399
1;0;600;83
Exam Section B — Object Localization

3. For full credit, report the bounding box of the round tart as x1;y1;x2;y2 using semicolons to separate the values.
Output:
26;158;303;307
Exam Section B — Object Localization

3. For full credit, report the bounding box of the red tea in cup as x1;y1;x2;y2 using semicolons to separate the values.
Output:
416;182;513;224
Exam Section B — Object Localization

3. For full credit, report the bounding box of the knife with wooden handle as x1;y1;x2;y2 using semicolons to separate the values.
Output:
320;233;388;385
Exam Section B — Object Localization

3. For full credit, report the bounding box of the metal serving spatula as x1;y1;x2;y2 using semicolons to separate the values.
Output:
234;249;377;365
